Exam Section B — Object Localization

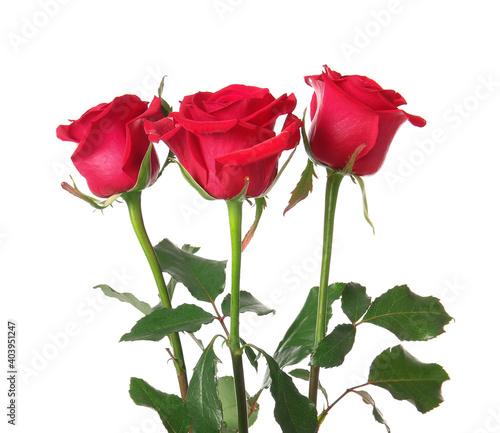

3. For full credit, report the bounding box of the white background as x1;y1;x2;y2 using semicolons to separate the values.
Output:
1;0;500;432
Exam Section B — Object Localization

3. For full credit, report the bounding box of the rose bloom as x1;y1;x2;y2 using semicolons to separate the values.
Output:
305;66;426;175
57;95;163;198
145;85;301;200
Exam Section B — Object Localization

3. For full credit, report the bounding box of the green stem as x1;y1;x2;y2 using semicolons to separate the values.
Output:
309;170;343;406
124;191;189;401
226;199;249;433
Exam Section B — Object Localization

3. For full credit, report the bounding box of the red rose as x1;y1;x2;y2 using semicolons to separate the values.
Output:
305;66;426;175
144;85;301;200
56;95;163;198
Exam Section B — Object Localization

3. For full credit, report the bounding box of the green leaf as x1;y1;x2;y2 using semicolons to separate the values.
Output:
352;175;375;234
288;368;329;405
242;197;266;251
166;244;201;300
288;368;310;381
355;390;390;433
149;296;207;358
284;158;317;215
359;285;453;341
218;376;259;430
310;324;356;368
129;377;190;433
368;345;450;413
221;291;275;317
188;332;205;351
274;283;345;367
155;238;227;303
241;338;259;371
273;346;311;371
257;348;318;433
120;304;215;342
186;338;222;433
182;244;201;255
94;284;153;315
341;282;371;323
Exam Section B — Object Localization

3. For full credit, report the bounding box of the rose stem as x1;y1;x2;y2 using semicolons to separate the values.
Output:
124;191;189;401
226;199;249;433
309;170;343;406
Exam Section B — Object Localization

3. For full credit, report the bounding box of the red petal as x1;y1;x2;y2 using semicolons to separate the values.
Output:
308;76;380;169
144;117;176;143
403;111;426;127
122;96;164;184
171;114;239;135
243;93;297;128
353;110;408;175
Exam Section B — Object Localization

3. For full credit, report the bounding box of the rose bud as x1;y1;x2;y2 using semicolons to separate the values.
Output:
57;95;163;198
305;66;426;175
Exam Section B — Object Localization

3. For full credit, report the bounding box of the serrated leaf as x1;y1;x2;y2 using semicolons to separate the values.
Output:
218;376;259;429
255;349;318;433
359;285;452;341
129;377;190;433
274;283;345;367
355;390;390;433
310;324;356;368
284;158;317;215
221;291;275;317
288;369;329;405
186;338;222;433
166;244;201;300
341;282;371;323
120;304;215;342
94;284;154;315
242;197;266;251
368;345;450;413
155;238;226;303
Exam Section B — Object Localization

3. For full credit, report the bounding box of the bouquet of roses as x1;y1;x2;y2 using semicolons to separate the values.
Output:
56;66;451;433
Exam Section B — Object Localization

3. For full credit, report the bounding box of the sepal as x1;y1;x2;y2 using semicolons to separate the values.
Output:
158;75;174;116
352;174;375;234
171;158;217;201
242;197;266;250
61;176;120;210
127;142;155;193
284;158;317;215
